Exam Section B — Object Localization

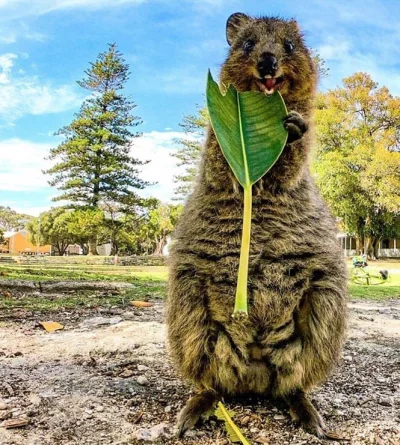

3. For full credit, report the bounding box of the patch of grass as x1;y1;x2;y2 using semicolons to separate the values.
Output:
0;264;167;283
0;264;167;312
2;261;400;313
348;265;400;300
0;291;128;312
349;284;400;300
0;282;167;313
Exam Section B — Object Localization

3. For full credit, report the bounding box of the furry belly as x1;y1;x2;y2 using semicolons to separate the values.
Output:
205;332;274;395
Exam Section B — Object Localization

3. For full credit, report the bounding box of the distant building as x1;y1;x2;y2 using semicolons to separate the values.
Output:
0;229;51;255
338;233;400;258
97;243;112;256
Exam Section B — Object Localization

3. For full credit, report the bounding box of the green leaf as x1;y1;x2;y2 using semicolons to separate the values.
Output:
206;70;288;188
206;71;288;316
214;402;251;444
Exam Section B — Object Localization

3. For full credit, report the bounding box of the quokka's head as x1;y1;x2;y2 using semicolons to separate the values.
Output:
220;13;317;103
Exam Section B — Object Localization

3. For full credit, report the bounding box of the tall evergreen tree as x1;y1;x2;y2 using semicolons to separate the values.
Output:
172;105;208;200
44;43;147;254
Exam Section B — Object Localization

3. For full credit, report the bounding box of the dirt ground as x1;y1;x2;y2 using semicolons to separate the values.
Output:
0;298;399;445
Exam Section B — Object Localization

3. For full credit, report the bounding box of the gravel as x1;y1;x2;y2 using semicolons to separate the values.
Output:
0;299;398;444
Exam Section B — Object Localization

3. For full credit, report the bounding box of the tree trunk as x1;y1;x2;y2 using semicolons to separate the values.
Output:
373;238;380;259
79;243;89;255
355;237;362;255
60;242;69;256
154;235;166;256
364;236;376;260
111;242;119;256
88;236;98;255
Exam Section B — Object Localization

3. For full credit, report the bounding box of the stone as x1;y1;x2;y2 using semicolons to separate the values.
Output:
80;317;123;328
132;423;171;441
137;376;149;386
0;402;8;410
273;414;286;420
378;397;392;407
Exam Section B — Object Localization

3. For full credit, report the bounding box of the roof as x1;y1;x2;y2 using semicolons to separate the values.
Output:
3;229;28;238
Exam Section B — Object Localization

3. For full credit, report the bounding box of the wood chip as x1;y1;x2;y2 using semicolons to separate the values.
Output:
119;369;134;378
39;321;64;333
130;301;153;308
3;418;29;429
255;436;270;444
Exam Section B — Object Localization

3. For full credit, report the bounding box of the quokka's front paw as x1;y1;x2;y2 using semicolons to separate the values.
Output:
284;111;308;143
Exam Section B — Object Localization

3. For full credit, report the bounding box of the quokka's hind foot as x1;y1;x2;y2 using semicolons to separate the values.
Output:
177;389;219;438
286;390;347;441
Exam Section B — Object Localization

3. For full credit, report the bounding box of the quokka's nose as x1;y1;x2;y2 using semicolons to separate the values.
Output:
257;54;278;77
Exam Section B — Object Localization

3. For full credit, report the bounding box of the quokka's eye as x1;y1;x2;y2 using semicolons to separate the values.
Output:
243;40;255;53
284;39;295;53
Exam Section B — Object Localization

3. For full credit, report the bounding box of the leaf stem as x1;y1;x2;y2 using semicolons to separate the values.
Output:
233;184;252;316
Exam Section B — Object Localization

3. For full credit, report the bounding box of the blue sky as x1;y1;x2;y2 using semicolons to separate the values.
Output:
0;0;399;215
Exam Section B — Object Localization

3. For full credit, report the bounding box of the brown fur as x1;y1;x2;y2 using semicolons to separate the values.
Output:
167;13;348;439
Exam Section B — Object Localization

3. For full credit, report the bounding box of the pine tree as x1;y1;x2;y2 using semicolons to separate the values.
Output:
44;43;148;254
172;105;208;200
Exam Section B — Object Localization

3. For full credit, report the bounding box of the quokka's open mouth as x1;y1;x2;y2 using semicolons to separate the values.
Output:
255;75;285;95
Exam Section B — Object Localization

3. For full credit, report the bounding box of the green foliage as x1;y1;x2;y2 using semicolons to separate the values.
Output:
99;197;158;255
0;206;33;231
313;72;400;257
27;208;75;256
311;50;329;79
44;43;148;211
122;201;182;255
67;208;105;254
172;104;208;200
147;202;182;254
0;228;4;244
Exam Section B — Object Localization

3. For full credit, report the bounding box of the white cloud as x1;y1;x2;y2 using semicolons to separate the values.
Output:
318;41;351;61
10;204;54;217
131;130;191;202
0;138;52;192
0;35;16;44
152;65;207;94
0;24;47;44
0;0;147;20
0;53;16;83
317;38;400;96
0;52;82;122
0;131;197;214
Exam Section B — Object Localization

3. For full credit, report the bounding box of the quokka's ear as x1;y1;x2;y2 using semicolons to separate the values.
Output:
288;18;301;33
226;12;251;46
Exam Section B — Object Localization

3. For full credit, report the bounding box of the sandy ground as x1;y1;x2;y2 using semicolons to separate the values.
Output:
0;300;399;445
